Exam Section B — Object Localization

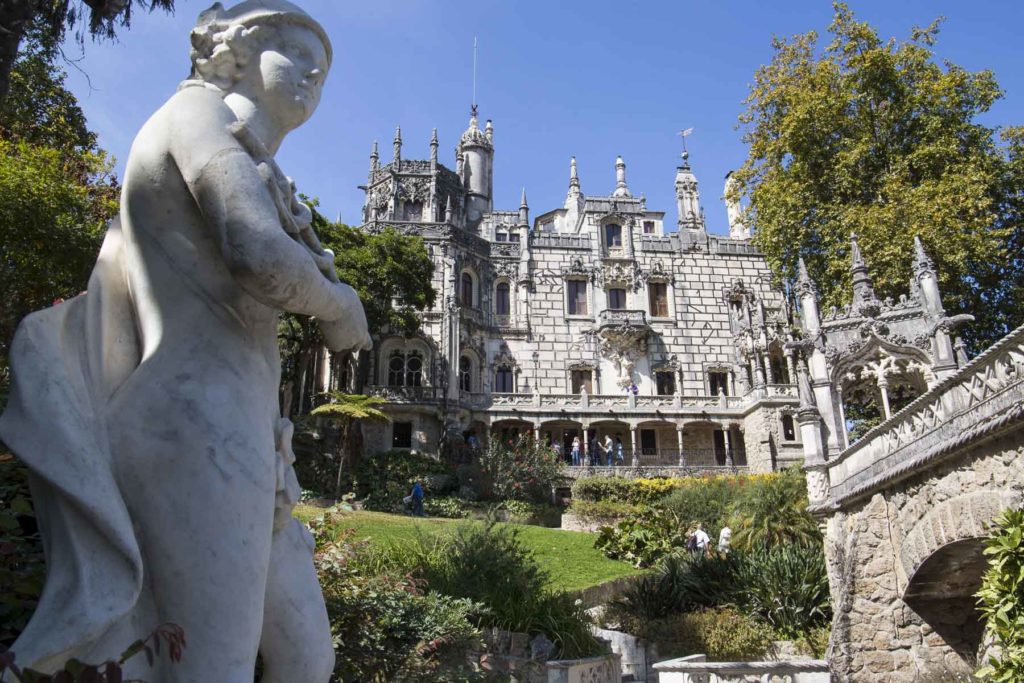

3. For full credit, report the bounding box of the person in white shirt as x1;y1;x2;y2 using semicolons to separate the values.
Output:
693;523;711;553
718;526;732;553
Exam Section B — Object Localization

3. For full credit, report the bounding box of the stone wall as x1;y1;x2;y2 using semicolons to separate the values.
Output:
825;432;1024;681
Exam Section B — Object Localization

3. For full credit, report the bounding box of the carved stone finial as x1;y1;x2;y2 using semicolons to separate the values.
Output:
794;257;817;299
569;155;580;188
849;233;879;312
913;235;935;279
612;155;631;198
444;195;453;223
429;127;438;163
392;124;402;170
369;140;379;177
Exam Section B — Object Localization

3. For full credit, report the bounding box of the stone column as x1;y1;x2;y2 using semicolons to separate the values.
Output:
581;423;590;462
676;424;686;467
786;351;798;387
722;427;734;468
877;378;892;420
533;424;541;443
835;386;849;450
630;426;639;466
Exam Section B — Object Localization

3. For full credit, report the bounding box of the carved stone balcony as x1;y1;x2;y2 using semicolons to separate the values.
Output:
597;309;649;332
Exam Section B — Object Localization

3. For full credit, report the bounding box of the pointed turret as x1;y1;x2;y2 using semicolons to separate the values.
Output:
518;188;529;227
392;125;402;171
368;140;379;179
913;235;944;316
612;155;631;198
849;234;878;310
458;109;494;229
444;195;453;223
429;128;439;165
675;150;704;231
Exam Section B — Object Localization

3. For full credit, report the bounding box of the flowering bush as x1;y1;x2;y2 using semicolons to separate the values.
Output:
474;436;565;503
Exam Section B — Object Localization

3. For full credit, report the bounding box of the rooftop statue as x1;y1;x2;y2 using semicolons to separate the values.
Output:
0;1;369;680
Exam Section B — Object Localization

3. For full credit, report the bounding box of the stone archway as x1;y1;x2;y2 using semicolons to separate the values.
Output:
900;490;1021;659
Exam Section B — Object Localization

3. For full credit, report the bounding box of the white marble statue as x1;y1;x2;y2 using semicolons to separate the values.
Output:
0;1;369;680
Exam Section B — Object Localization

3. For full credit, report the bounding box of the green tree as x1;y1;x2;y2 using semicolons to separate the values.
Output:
278;203;436;416
0;1;175;105
310;392;390;499
730;3;1020;352
0;47;117;394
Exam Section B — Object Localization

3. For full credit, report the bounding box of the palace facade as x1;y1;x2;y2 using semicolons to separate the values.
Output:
324;110;806;472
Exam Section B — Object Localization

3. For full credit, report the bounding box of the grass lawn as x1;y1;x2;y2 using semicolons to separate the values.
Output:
294;505;642;593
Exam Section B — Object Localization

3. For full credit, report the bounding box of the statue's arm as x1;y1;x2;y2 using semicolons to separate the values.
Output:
167;91;361;323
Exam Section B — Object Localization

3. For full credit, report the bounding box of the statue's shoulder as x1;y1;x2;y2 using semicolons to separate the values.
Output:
159;82;236;129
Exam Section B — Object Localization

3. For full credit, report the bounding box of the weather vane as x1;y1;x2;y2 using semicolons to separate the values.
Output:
678;127;694;155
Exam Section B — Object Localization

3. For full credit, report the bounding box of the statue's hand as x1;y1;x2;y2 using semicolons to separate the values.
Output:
319;286;372;352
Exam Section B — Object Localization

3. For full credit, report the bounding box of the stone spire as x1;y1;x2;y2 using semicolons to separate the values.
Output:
675;150;704;231
612;155;631;197
519;188;529;227
484;119;494;143
368;140;379;179
913;235;944;316
444;195;453;223
392;125;402;171
429;128;438;164
849;234;878;310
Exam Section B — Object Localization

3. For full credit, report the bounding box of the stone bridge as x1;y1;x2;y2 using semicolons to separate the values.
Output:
791;239;1024;681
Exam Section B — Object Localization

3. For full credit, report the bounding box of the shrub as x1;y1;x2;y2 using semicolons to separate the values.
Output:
658;476;737;542
607;551;743;630
360;517;605;659
637;607;774;662
977;506;1024;682
726;468;820;551
355;450;456;511
567;499;644;523
423;496;468;519
571;476;684;506
735;543;831;639
595;507;688;568
0;454;44;647
309;511;484;681
475;436;564;503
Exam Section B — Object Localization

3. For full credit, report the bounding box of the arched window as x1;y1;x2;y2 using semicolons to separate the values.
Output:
604;223;622;248
459;355;472;392
461;272;474;307
387;350;423;387
495;228;507;242
495;282;511;316
507;229;520;243
495;366;515;393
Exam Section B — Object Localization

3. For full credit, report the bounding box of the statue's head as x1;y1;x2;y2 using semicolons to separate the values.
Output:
189;1;331;128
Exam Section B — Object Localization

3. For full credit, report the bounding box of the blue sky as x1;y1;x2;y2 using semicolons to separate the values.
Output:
62;0;1024;235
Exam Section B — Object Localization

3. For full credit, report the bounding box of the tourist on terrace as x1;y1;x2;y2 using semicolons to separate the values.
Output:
614;434;625;465
571;436;582;466
602;434;614;466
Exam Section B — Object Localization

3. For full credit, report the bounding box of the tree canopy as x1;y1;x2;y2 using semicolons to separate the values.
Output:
0;0;175;105
0;46;118;387
730;3;1024;352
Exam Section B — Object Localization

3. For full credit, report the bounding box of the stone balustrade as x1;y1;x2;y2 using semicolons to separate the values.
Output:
531;233;592;249
823;323;1024;510
654;654;830;682
365;385;441;402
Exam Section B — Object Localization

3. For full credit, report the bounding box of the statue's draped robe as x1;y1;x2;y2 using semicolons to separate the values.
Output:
1;219;147;669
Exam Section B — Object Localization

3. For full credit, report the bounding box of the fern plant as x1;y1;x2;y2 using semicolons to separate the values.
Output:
976;507;1024;682
311;392;390;499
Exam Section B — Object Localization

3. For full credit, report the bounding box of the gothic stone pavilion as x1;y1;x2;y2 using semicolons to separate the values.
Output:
323;111;810;471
